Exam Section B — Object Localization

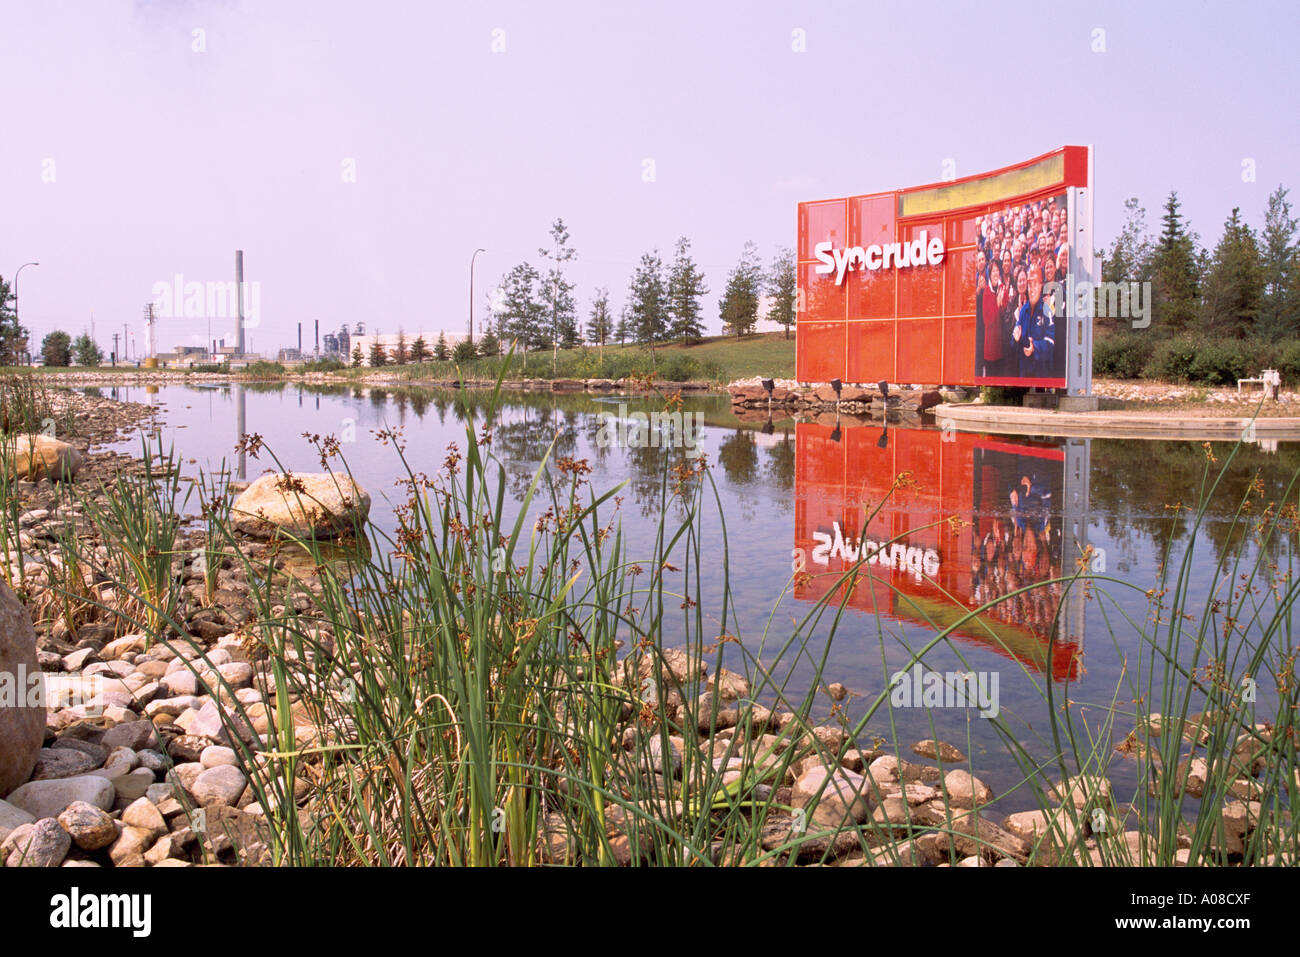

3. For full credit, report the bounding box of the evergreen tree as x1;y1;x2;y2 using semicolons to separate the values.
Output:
666;236;708;342
615;304;630;346
351;343;363;368
452;339;477;363
627;250;668;354
1257;185;1300;340
71;332;103;366
478;327;501;357
1149;191;1201;334
409;335;429;363
0;275;28;366
766;246;798;340
1198;207;1262;339
719;241;764;337
499;262;547;350
368;338;388;367
586;287;612;346
538;218;578;360
41;330;72;367
434;332;449;361
390;330;409;365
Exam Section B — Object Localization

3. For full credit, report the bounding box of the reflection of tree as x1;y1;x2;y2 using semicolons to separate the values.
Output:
492;403;579;501
369;389;388;408
718;430;759;485
1088;439;1300;567
764;433;796;491
408;391;430;420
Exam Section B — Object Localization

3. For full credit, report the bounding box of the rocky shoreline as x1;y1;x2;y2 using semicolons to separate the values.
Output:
0;389;1287;867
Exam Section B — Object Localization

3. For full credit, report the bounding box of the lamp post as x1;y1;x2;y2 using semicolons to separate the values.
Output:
469;248;485;347
13;262;39;365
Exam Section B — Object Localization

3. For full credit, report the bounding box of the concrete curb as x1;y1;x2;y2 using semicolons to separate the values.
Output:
933;403;1300;441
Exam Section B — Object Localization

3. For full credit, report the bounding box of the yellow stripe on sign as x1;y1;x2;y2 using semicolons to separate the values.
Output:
900;153;1065;217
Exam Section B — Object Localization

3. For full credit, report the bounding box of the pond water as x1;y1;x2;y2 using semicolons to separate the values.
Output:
82;381;1300;806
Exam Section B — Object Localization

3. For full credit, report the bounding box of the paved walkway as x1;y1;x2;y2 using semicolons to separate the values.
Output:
933;403;1300;441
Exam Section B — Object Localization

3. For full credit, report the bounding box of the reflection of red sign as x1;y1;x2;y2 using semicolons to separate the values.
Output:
796;146;1089;388
793;422;1082;681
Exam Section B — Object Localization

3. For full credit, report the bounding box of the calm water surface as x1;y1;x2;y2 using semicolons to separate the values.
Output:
84;382;1300;805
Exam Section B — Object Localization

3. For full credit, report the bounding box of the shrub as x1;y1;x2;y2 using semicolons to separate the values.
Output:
241;360;286;378
299;357;346;373
1143;336;1201;383
1269;341;1300;384
1187;339;1248;386
1092;334;1153;380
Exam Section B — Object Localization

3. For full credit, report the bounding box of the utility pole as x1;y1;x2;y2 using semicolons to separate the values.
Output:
111;333;119;367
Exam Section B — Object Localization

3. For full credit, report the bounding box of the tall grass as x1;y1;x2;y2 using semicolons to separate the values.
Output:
78;437;184;644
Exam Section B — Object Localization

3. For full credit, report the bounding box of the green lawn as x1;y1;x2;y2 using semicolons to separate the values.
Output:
2;332;798;386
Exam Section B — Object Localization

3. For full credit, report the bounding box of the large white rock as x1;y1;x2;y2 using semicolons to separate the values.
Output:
0;798;36;842
4;774;116;819
2;434;83;482
0;582;44;795
230;471;370;539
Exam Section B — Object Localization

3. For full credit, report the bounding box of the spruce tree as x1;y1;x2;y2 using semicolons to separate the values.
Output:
586;287;612;346
351;343;363;367
478;327;500;357
766;246;797;339
434;332;449;361
1199;207;1262;339
719;241;763;337
1258;185;1300;340
666;236;708;342
390;330;409;365
627;251;668;355
1150;191;1202;334
410;335;429;363
368;338;388;367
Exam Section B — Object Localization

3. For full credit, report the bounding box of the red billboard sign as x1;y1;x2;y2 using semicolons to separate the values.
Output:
796;146;1092;389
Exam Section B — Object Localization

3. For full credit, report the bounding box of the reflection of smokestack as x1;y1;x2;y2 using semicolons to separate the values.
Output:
235;250;245;354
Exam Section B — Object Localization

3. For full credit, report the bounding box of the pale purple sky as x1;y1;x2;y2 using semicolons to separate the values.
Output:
3;0;1296;353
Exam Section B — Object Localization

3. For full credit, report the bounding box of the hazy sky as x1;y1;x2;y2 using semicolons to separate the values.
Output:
3;0;1297;354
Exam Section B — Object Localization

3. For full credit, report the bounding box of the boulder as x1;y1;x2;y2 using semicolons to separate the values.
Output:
3;434;83;482
0;582;44;795
792;764;873;827
57;801;119;850
231;471;370;539
5;775;115;820
5;817;71;867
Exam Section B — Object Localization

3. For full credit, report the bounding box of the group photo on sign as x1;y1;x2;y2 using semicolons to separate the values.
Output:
973;193;1069;384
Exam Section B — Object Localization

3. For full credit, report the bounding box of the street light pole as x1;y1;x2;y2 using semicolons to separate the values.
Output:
469;248;485;348
13;262;39;365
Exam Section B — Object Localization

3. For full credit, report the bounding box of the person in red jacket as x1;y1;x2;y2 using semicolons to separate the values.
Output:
979;258;1007;376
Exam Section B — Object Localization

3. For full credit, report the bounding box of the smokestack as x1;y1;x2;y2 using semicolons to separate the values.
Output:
235;250;246;354
297;323;302;353
314;320;320;356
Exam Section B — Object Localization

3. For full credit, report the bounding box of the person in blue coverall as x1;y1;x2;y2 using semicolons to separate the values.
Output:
1011;261;1055;379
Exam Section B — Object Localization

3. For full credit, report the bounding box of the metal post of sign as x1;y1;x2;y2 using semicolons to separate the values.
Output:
1062;436;1092;658
1063;147;1097;409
